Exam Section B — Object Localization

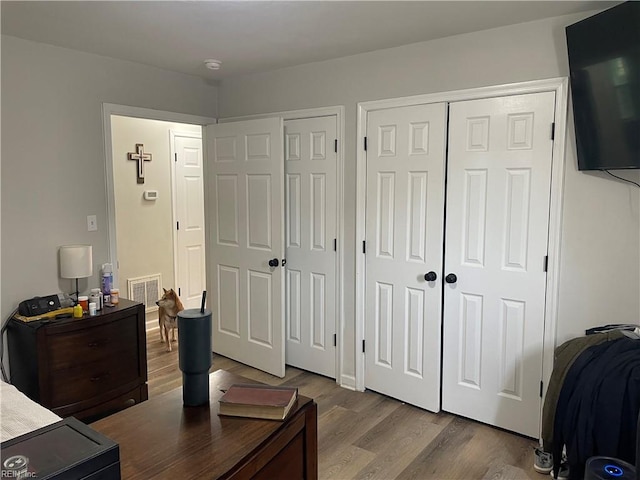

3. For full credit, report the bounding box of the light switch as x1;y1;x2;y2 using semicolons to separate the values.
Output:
87;215;98;231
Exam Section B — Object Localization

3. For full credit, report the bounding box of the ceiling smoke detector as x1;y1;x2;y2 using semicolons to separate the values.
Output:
204;59;222;70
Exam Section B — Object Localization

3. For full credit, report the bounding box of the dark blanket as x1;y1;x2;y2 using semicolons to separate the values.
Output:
552;337;640;479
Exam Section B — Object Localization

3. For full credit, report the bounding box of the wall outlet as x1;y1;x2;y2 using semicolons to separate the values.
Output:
87;215;98;231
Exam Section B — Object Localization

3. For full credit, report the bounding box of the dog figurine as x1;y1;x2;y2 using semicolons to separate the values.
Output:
156;288;184;352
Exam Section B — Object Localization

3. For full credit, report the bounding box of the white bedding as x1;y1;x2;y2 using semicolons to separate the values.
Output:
0;380;61;443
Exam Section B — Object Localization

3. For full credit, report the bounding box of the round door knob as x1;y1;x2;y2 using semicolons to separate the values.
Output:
268;258;279;267
424;271;437;282
445;273;457;284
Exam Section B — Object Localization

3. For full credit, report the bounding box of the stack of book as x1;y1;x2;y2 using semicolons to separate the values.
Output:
218;384;298;421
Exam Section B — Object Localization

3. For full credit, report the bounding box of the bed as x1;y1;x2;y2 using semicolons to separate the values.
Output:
0;379;61;443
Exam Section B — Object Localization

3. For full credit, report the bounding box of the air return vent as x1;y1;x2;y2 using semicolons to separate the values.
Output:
127;274;162;313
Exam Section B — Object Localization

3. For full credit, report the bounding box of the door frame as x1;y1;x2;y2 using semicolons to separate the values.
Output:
101;103;216;289
355;78;568;435
169;130;205;300
221;106;347;387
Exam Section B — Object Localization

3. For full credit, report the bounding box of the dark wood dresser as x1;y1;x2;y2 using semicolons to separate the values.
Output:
7;298;148;422
91;369;318;480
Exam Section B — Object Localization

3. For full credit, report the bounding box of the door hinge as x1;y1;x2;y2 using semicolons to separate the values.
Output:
362;240;366;254
334;139;338;153
544;255;549;272
364;137;368;151
333;334;337;347
334;238;337;252
362;339;366;353
551;122;555;141
177;221;180;230
174;153;178;162
178;287;181;296
540;380;544;398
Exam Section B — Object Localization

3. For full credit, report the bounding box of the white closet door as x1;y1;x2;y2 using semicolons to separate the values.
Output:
442;92;556;437
284;116;338;378
205;118;285;377
364;103;447;412
174;134;206;310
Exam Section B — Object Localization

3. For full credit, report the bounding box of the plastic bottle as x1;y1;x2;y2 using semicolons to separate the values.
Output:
101;263;113;303
89;303;97;316
110;288;120;305
73;304;83;318
90;288;103;311
78;295;89;313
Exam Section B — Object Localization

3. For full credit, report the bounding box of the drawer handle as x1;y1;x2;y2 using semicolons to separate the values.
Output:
90;373;110;382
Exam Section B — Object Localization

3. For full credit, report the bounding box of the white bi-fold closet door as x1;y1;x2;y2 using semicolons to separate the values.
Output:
206;115;338;380
364;91;556;437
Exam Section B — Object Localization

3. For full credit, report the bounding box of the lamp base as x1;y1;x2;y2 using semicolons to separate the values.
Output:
74;278;80;303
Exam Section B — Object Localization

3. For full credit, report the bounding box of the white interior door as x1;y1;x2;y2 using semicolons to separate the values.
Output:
442;92;556;437
364;103;447;412
284;116;337;378
174;134;206;310
206;118;285;377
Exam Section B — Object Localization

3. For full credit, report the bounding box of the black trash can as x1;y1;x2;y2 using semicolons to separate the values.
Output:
177;308;212;407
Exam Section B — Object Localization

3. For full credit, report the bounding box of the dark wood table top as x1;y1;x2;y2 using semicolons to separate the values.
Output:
91;370;312;479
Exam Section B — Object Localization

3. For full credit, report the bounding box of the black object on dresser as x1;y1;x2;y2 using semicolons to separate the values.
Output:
7;298;148;422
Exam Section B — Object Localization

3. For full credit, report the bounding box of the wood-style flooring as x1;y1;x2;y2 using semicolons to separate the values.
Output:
146;327;541;480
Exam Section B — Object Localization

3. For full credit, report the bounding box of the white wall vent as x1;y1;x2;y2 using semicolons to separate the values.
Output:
127;274;162;313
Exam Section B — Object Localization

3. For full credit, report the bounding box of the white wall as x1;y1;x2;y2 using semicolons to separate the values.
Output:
217;11;640;379
1;36;218;323
111;116;201;310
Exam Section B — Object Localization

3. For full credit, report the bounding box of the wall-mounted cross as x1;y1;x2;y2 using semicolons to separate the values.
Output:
127;143;152;184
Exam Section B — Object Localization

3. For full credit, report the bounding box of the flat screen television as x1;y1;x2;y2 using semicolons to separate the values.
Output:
566;1;640;171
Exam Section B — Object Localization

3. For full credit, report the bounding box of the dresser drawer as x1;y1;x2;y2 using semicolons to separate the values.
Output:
46;316;138;371
49;352;139;407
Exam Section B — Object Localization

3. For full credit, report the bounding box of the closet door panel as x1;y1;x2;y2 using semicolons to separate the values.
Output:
442;92;556;438
364;102;447;413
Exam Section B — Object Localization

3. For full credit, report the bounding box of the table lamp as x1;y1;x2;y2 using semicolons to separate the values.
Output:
59;245;93;300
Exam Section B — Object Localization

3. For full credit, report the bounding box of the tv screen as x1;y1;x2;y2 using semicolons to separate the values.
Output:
566;1;640;171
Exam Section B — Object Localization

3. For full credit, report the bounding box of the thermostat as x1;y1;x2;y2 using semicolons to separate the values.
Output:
143;190;158;201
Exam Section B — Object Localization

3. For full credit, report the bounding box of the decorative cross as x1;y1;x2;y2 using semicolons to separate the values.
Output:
127;143;152;184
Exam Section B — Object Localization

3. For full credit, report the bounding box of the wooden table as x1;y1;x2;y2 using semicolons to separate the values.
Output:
91;370;317;480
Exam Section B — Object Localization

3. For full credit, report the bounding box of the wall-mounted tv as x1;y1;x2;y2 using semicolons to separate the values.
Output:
566;1;640;171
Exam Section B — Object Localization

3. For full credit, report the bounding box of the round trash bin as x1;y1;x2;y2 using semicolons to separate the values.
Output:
584;457;636;480
177;308;212;407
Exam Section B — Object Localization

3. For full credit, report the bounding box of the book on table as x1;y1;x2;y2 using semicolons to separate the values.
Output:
218;384;298;420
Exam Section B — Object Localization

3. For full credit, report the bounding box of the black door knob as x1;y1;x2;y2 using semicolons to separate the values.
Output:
268;258;279;267
445;273;457;284
424;271;437;282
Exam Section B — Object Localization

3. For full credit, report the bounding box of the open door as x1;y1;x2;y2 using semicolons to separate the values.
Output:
205;118;285;377
173;133;206;311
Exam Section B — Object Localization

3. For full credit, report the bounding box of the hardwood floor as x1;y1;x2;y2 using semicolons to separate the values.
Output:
146;328;540;480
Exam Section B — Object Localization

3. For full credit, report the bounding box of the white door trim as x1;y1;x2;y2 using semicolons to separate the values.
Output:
355;78;568;438
169;130;204;294
220;106;348;388
101;103;216;289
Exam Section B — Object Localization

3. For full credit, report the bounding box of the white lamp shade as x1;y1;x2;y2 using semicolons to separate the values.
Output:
59;245;93;278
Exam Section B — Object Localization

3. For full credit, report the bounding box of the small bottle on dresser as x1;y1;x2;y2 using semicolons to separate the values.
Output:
110;288;119;305
90;288;103;311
